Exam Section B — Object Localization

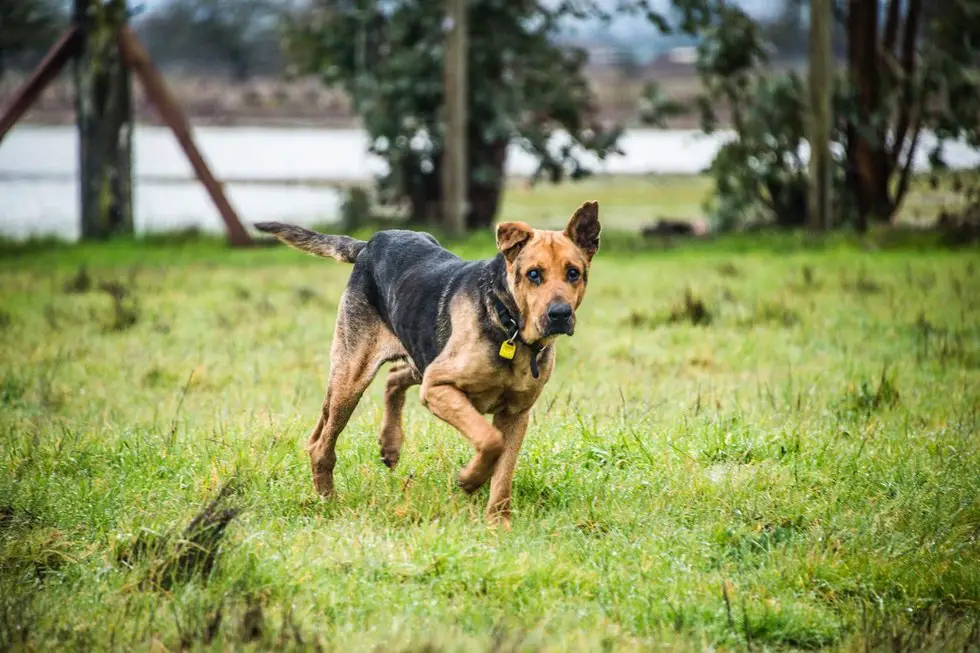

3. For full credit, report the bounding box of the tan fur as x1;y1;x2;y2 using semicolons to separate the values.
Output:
498;230;590;343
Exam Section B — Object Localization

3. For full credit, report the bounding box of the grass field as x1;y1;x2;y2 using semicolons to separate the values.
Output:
1;185;979;651
498;173;977;232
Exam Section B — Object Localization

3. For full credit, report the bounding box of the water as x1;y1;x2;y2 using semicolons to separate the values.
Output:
1;125;977;240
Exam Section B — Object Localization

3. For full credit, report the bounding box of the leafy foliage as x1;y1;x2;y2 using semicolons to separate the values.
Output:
914;0;980;166
134;0;286;80
659;3;837;229
0;0;65;80
283;0;664;229
651;0;980;231
693;4;822;229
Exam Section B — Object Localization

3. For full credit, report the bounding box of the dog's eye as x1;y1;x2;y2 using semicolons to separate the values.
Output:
526;268;542;284
566;267;581;282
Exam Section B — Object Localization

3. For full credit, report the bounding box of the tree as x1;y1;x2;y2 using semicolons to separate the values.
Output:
134;0;286;80
75;0;134;240
762;0;807;59
841;0;980;230
0;0;65;80
283;0;661;230
645;2;827;229
653;0;980;231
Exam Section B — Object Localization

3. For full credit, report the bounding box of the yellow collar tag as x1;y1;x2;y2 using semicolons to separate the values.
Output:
498;339;517;360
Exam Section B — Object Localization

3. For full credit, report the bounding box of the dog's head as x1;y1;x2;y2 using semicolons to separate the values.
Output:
495;201;600;344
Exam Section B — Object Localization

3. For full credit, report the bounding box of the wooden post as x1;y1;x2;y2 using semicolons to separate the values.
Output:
442;0;468;236
117;27;252;246
0;28;81;145
808;0;833;231
74;0;134;240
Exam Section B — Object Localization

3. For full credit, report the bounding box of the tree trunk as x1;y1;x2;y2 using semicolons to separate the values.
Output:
465;139;507;230
75;0;133;240
406;152;443;225
846;0;897;232
408;139;507;231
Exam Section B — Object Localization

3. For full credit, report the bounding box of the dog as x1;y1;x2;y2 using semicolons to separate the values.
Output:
255;200;599;527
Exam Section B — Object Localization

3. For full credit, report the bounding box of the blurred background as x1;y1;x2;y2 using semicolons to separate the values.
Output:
1;0;978;242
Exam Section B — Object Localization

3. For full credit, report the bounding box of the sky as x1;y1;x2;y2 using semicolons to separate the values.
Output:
558;0;786;62
129;0;785;64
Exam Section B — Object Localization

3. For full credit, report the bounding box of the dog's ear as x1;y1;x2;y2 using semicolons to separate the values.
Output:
496;221;534;263
565;200;600;261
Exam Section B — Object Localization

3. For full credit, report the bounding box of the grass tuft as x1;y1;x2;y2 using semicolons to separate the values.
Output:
841;267;884;296
716;262;741;278
840;366;901;416
739;298;801;328
140;483;243;590
99;280;140;332
63;266;92;294
667;288;713;326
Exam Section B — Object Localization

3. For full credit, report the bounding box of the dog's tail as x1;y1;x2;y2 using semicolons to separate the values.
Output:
254;222;366;263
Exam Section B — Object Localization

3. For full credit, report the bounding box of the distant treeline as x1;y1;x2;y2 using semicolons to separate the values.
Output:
2;0;830;82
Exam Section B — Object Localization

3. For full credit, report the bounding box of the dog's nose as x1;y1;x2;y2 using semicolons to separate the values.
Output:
547;302;573;323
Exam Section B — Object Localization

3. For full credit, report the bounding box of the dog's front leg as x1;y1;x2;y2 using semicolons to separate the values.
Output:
486;409;530;529
420;378;503;493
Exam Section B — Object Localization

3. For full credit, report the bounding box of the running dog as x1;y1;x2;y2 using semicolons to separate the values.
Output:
255;200;599;527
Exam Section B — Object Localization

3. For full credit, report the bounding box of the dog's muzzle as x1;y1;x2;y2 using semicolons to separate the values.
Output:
544;302;575;336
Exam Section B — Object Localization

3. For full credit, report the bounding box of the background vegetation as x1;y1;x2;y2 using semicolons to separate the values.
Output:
6;0;978;236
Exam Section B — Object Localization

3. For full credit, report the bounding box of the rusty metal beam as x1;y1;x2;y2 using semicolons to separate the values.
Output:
0;27;81;145
116;26;252;247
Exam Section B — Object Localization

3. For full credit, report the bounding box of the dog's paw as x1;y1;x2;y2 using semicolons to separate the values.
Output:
457;468;489;494
380;449;400;469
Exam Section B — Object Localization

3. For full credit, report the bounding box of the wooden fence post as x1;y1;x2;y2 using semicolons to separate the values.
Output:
808;0;833;232
442;0;468;236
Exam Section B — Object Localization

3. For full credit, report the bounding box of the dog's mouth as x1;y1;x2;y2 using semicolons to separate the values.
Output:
540;319;575;338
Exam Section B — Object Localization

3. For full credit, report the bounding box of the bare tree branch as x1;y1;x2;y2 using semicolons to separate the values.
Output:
900;0;923;75
893;91;927;214
882;0;901;55
891;0;923;168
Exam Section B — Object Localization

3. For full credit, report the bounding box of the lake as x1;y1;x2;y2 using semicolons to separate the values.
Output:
1;125;977;240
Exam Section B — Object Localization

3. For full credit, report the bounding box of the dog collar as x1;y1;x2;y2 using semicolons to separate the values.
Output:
492;296;544;379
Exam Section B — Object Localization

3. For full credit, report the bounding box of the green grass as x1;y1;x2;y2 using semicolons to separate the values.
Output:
497;171;979;232
1;213;979;650
501;175;714;229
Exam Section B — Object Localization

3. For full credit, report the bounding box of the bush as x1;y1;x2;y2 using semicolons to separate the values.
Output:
707;74;852;231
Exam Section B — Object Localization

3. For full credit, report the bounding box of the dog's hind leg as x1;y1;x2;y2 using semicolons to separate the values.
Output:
308;296;402;497
378;362;421;469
